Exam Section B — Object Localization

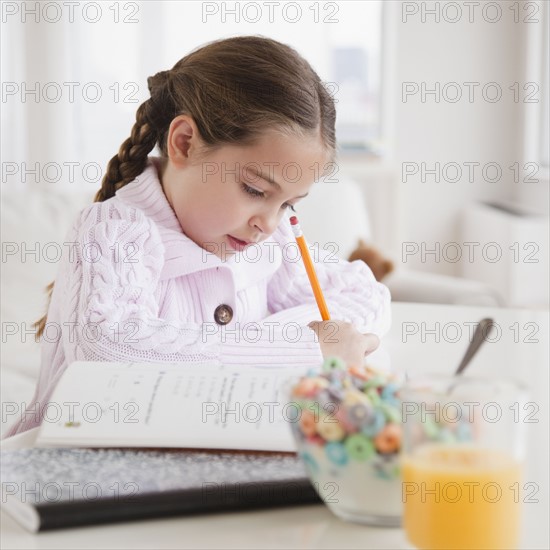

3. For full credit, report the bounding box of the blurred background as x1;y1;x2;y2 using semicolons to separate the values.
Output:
2;0;549;310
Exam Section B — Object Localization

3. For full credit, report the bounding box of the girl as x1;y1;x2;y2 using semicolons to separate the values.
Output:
5;36;390;438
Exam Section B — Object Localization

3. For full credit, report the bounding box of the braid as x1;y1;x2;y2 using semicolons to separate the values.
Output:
35;72;172;339
33;281;55;339
35;103;157;338
94;100;158;202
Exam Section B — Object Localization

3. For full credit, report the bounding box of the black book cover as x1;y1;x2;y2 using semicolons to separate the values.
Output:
0;447;322;532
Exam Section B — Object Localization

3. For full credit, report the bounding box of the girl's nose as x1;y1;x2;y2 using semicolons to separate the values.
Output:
251;208;281;237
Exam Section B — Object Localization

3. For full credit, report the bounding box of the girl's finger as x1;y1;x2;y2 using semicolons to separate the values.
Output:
363;333;380;354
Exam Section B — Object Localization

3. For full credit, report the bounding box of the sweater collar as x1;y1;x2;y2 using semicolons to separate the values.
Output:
115;157;185;233
114;157;284;285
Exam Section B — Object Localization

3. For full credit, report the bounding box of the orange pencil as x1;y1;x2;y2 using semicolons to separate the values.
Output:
290;215;331;321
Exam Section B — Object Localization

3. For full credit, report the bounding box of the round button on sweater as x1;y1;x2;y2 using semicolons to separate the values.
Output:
214;305;233;325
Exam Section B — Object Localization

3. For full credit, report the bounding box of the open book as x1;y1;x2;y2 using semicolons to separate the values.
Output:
33;361;315;451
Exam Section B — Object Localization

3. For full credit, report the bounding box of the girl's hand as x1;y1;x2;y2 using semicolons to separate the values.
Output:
307;320;379;367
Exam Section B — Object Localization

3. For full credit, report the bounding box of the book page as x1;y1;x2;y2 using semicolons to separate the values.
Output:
35;362;315;452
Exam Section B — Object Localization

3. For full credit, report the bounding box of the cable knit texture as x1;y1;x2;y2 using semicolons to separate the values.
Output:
5;157;391;437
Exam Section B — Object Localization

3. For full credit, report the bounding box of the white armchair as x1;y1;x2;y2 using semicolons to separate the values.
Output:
296;174;504;307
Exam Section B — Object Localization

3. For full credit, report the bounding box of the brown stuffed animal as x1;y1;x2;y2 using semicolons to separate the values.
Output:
348;238;395;282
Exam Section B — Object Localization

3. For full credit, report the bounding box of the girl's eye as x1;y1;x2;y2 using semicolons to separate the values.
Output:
241;183;296;212
241;183;264;198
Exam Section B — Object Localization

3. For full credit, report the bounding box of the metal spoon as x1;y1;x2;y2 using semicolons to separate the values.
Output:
454;317;494;376
404;318;495;386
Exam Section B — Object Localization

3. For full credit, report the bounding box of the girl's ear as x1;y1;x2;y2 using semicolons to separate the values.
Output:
167;115;201;167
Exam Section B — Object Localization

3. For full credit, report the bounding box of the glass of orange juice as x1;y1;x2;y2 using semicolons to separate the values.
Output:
400;376;528;550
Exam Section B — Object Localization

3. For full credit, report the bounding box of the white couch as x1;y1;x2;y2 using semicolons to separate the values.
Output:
0;176;501;437
296;176;504;307
1;189;95;438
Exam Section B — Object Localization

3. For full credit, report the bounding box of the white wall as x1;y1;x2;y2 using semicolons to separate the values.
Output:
355;0;532;277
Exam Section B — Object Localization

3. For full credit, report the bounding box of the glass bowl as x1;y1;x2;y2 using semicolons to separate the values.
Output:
285;357;404;527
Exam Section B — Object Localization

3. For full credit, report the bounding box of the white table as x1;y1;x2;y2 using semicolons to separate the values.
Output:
2;302;549;549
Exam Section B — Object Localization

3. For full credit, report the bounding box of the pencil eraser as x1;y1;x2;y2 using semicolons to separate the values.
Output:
289;216;298;226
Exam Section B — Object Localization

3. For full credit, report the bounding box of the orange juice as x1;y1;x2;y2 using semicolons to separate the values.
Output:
402;445;522;550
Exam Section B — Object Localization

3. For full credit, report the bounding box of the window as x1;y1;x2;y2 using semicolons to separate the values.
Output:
1;1;384;191
159;1;383;153
524;0;549;174
325;2;383;153
539;2;549;169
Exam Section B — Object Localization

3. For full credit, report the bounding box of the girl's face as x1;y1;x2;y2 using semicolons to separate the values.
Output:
161;116;330;260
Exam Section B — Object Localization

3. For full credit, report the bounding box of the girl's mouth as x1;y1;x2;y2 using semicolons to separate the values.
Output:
227;235;250;251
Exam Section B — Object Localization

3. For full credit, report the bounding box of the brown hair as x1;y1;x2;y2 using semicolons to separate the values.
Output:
34;35;337;338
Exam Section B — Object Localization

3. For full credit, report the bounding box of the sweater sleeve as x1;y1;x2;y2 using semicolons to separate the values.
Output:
64;201;323;368
265;216;392;338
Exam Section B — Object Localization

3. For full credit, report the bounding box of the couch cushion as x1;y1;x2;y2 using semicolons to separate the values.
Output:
295;176;372;260
1;190;94;379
